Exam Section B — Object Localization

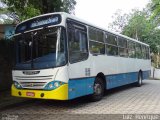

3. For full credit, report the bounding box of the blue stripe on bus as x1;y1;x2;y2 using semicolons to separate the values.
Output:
106;72;138;89
68;77;95;99
143;70;150;79
68;70;150;100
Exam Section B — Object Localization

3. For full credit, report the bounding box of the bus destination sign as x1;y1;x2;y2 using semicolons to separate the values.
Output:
31;17;59;28
15;14;61;33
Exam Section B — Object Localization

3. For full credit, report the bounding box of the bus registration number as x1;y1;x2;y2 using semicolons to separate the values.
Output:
26;92;35;97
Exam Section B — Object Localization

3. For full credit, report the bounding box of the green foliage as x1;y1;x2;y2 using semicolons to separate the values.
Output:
3;18;13;24
122;10;155;40
123;10;160;54
0;7;14;24
1;0;76;21
20;4;41;20
109;8;160;54
144;30;160;53
149;0;160;22
0;7;8;14
151;54;160;68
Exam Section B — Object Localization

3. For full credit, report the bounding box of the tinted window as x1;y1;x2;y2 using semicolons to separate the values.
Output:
118;37;128;57
90;41;105;54
97;30;104;42
119;48;128;57
105;33;117;45
118;37;127;48
68;22;88;63
141;45;146;59
89;27;104;42
15;27;67;69
135;43;142;59
106;44;118;56
128;41;135;58
89;28;97;40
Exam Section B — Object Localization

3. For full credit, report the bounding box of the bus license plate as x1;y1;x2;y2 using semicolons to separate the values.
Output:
26;92;35;97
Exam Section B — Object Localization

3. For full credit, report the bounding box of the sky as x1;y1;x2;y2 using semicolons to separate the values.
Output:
75;0;150;29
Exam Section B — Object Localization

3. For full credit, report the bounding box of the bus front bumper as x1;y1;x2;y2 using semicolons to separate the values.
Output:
11;84;68;100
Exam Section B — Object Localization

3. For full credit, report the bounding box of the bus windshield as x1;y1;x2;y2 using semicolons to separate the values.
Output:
14;27;67;70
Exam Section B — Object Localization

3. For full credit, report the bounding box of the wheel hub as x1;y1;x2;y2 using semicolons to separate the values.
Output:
94;83;102;95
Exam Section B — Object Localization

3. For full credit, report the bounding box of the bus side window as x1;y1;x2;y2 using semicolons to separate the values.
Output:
67;23;88;63
118;37;128;57
128;41;136;58
141;45;146;59
89;28;97;41
89;27;104;43
105;33;117;45
106;44;118;56
105;33;118;56
135;43;142;59
89;41;105;54
89;27;105;55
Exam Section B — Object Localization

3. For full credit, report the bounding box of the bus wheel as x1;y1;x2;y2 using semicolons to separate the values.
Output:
135;72;142;87
90;77;104;102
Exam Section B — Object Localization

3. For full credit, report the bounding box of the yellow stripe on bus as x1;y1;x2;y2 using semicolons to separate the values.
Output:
11;84;68;100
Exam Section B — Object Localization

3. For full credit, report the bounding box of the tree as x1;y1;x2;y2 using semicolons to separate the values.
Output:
122;10;160;54
1;0;76;21
109;8;160;67
0;4;15;24
122;10;155;40
108;9;159;53
108;9;130;33
62;0;76;14
144;29;160;53
148;0;160;22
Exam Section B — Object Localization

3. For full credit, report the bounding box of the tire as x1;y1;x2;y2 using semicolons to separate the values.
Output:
135;72;143;87
90;77;105;102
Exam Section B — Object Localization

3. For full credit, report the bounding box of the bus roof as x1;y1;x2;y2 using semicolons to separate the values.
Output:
16;12;149;46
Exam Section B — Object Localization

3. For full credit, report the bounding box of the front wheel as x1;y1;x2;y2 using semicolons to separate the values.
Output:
90;77;104;102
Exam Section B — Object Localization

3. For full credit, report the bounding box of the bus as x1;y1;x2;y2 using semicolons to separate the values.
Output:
12;12;151;101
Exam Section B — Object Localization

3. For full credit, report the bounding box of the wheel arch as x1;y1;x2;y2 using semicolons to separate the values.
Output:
139;69;143;80
96;72;106;89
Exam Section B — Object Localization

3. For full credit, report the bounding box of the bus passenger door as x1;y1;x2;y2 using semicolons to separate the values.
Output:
67;20;92;99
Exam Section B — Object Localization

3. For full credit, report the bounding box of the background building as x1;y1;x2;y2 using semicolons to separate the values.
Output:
0;24;15;40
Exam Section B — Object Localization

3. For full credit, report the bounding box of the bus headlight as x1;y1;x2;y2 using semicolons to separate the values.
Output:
54;82;60;88
44;81;65;90
13;81;22;89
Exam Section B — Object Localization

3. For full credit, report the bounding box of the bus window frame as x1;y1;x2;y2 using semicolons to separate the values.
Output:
88;26;105;55
66;19;89;64
105;32;119;57
117;37;128;58
128;41;136;58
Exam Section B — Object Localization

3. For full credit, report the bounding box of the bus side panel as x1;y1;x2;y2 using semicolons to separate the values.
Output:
143;70;151;79
106;72;138;89
127;72;138;83
68;78;94;100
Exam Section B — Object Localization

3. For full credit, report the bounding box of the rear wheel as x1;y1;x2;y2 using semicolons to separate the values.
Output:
90;77;104;102
135;72;143;87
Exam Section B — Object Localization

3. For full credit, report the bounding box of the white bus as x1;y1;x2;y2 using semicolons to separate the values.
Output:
12;12;151;101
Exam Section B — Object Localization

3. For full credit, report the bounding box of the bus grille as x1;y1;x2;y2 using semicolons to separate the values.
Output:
20;82;46;89
13;75;54;89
